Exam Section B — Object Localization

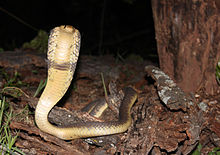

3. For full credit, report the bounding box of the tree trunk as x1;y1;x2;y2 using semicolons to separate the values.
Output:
151;0;220;95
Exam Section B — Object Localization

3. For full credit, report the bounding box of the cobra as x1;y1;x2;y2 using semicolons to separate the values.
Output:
35;25;138;140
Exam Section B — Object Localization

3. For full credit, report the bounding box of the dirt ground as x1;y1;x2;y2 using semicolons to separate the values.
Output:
0;50;219;154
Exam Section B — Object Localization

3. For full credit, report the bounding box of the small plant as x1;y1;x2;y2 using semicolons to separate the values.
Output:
100;73;108;98
192;143;202;155
34;79;47;97
0;97;25;154
208;147;220;155
192;143;220;155
22;30;48;53
1;70;25;88
0;48;4;52
216;61;220;84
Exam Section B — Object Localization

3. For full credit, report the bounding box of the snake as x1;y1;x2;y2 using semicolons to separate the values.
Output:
35;25;138;140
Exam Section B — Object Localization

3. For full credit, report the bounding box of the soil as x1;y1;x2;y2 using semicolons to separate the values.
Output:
0;50;219;154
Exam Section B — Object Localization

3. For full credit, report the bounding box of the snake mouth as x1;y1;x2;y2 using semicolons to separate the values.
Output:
60;25;77;33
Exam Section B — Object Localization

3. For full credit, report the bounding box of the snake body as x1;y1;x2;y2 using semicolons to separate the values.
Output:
35;25;137;140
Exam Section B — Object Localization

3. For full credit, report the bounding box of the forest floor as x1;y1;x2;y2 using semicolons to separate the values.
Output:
0;50;219;155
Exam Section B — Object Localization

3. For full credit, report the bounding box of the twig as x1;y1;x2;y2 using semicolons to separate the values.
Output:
0;7;38;32
1;87;29;98
100;73;108;101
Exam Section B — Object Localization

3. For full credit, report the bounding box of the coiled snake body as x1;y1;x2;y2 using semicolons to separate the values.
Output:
35;25;137;140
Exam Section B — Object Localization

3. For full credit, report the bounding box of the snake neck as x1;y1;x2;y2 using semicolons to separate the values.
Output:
35;69;73;135
35;25;81;139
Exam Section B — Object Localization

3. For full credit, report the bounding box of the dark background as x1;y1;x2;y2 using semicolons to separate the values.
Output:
0;0;157;60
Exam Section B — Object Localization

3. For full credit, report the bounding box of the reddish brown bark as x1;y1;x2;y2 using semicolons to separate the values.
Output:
151;0;220;94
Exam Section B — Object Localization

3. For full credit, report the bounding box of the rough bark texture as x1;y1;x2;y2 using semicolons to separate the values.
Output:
151;0;220;95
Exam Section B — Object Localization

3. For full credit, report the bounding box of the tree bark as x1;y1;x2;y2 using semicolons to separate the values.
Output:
151;0;220;95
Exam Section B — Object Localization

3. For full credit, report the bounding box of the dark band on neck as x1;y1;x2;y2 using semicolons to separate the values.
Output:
50;61;71;71
48;60;77;72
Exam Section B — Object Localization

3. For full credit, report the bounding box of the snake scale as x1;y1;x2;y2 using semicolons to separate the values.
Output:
35;25;138;140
